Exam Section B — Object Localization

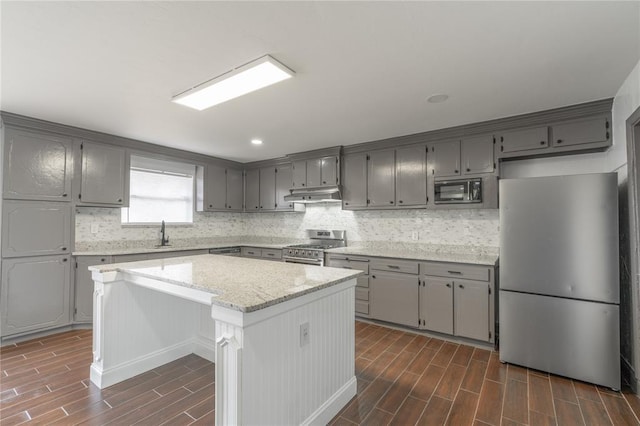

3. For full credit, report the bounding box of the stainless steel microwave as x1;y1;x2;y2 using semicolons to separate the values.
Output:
434;178;482;204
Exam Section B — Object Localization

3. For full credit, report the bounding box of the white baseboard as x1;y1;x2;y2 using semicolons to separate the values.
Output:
90;340;194;388
301;376;357;426
193;336;216;363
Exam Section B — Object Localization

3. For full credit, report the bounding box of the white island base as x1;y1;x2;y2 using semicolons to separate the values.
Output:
89;266;357;425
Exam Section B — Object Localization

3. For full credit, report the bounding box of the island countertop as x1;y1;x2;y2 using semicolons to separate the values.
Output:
90;254;363;313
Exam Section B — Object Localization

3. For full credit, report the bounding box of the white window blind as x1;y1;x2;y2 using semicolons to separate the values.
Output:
121;156;195;224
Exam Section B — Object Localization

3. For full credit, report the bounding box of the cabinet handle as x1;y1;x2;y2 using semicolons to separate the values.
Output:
454;169;459;174
459;284;464;289
387;265;400;269
342;266;352;269
398;200;403;204
302;183;305;186
466;168;471;172
209;204;213;208
62;258;68;262
345;202;349;205
446;283;452;288
228;205;231;209
101;258;106;262
118;199;122;202
372;275;376;279
540;141;546;145
62;247;67;251
323;181;326;184
389;201;394;204
447;270;462;275
260;206;263;209
255;206;258;209
556;139;563;144
62;193;68;197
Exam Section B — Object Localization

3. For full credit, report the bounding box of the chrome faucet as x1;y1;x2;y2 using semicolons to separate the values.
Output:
160;220;170;246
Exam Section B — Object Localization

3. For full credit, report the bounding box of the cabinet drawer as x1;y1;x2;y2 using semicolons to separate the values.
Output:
261;249;282;260
371;258;419;275
328;259;369;274
356;276;369;288
241;247;262;258
355;300;369;315
420;262;490;281
355;287;369;301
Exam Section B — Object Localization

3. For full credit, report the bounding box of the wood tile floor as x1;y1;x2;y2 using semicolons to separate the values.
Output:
1;322;639;425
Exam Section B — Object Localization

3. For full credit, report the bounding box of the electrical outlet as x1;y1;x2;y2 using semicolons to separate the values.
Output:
91;223;99;234
300;322;310;347
411;231;419;241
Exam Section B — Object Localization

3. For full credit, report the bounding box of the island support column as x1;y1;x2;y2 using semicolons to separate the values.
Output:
212;279;357;425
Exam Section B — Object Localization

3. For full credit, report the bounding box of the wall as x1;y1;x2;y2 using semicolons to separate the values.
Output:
75;205;500;248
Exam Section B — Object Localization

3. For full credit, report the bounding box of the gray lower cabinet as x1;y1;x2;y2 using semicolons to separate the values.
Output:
74;255;111;323
370;270;419;328
326;254;371;317
261;248;282;260
431;140;461;178
241;247;262;258
1;201;71;258
396;145;427;206
342;153;368;209
419;277;453;335
3;127;73;201
77;141;127;206
367;149;395;207
1;255;71;337
454;279;490;341
245;169;260;211
462;135;494;175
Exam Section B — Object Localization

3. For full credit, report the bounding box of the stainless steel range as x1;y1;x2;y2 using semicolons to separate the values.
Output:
283;230;346;266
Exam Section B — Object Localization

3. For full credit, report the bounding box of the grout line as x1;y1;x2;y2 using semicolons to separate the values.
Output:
622;393;640;424
46;385;53;392
25;410;32;420
61;406;69;416
104;400;113;409
153;389;163;397
184;411;197;420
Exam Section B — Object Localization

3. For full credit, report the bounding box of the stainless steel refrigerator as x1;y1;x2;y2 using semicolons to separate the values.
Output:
499;172;620;390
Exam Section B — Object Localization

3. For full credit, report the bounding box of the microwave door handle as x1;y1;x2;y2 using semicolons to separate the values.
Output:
466;181;471;201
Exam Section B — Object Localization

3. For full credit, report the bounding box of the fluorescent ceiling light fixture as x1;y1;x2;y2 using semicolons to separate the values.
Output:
251;139;263;145
172;55;295;111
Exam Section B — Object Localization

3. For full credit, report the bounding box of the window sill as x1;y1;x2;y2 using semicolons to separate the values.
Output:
121;222;194;228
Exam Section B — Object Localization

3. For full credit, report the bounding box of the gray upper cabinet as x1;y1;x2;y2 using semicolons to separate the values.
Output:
498;126;549;154
226;168;244;211
342;153;368;209
292;156;338;188
292;160;307;189
2;201;71;258
259;167;276;211
396;145;427;206
276;164;294;211
306;158;322;187
431;140;461;178
550;116;609;148
245;169;260;211
454;279;490;341
462;136;494;175
78;141;127;206
1;255;71;337
3;127;73;201
204;164;227;210
367;150;395;207
321;156;338;186
75;255;111;323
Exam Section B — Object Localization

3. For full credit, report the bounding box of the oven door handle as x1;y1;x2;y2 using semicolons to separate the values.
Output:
283;257;323;266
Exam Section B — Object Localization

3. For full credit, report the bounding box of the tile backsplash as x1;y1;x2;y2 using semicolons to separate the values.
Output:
76;204;499;248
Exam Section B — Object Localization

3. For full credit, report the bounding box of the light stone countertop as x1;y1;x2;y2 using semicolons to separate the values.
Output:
89;254;363;313
73;241;297;256
325;243;499;266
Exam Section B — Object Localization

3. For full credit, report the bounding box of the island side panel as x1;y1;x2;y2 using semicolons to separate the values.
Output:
213;278;357;426
90;271;207;388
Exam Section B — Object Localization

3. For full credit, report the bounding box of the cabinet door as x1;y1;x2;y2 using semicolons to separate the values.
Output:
75;256;111;322
292;160;307;189
205;164;227;210
396;145;427;206
499;127;548;154
259;167;276;211
462;136;494;175
226;168;244;212
342;153;368;209
370;271;419;327
306;158;322;187
432;140;461;178
1;256;71;337
79;142;127;206
551;117;609;148
321;156;338;186
3;128;72;201
420;278;453;334
2;201;71;258
276;164;294;211
367;150;396;207
245;169;260;211
454;280;490;341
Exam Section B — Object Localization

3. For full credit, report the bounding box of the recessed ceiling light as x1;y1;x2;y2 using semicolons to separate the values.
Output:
427;94;449;104
251;139;263;145
172;55;295;111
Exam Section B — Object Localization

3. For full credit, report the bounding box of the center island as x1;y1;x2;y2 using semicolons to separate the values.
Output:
88;254;362;425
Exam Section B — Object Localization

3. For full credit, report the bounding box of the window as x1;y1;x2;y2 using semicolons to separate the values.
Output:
121;156;195;224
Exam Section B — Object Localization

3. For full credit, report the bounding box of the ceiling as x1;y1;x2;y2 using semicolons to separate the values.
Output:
2;2;639;163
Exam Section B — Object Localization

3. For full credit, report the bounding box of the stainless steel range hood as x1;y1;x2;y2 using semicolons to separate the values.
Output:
284;186;342;203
